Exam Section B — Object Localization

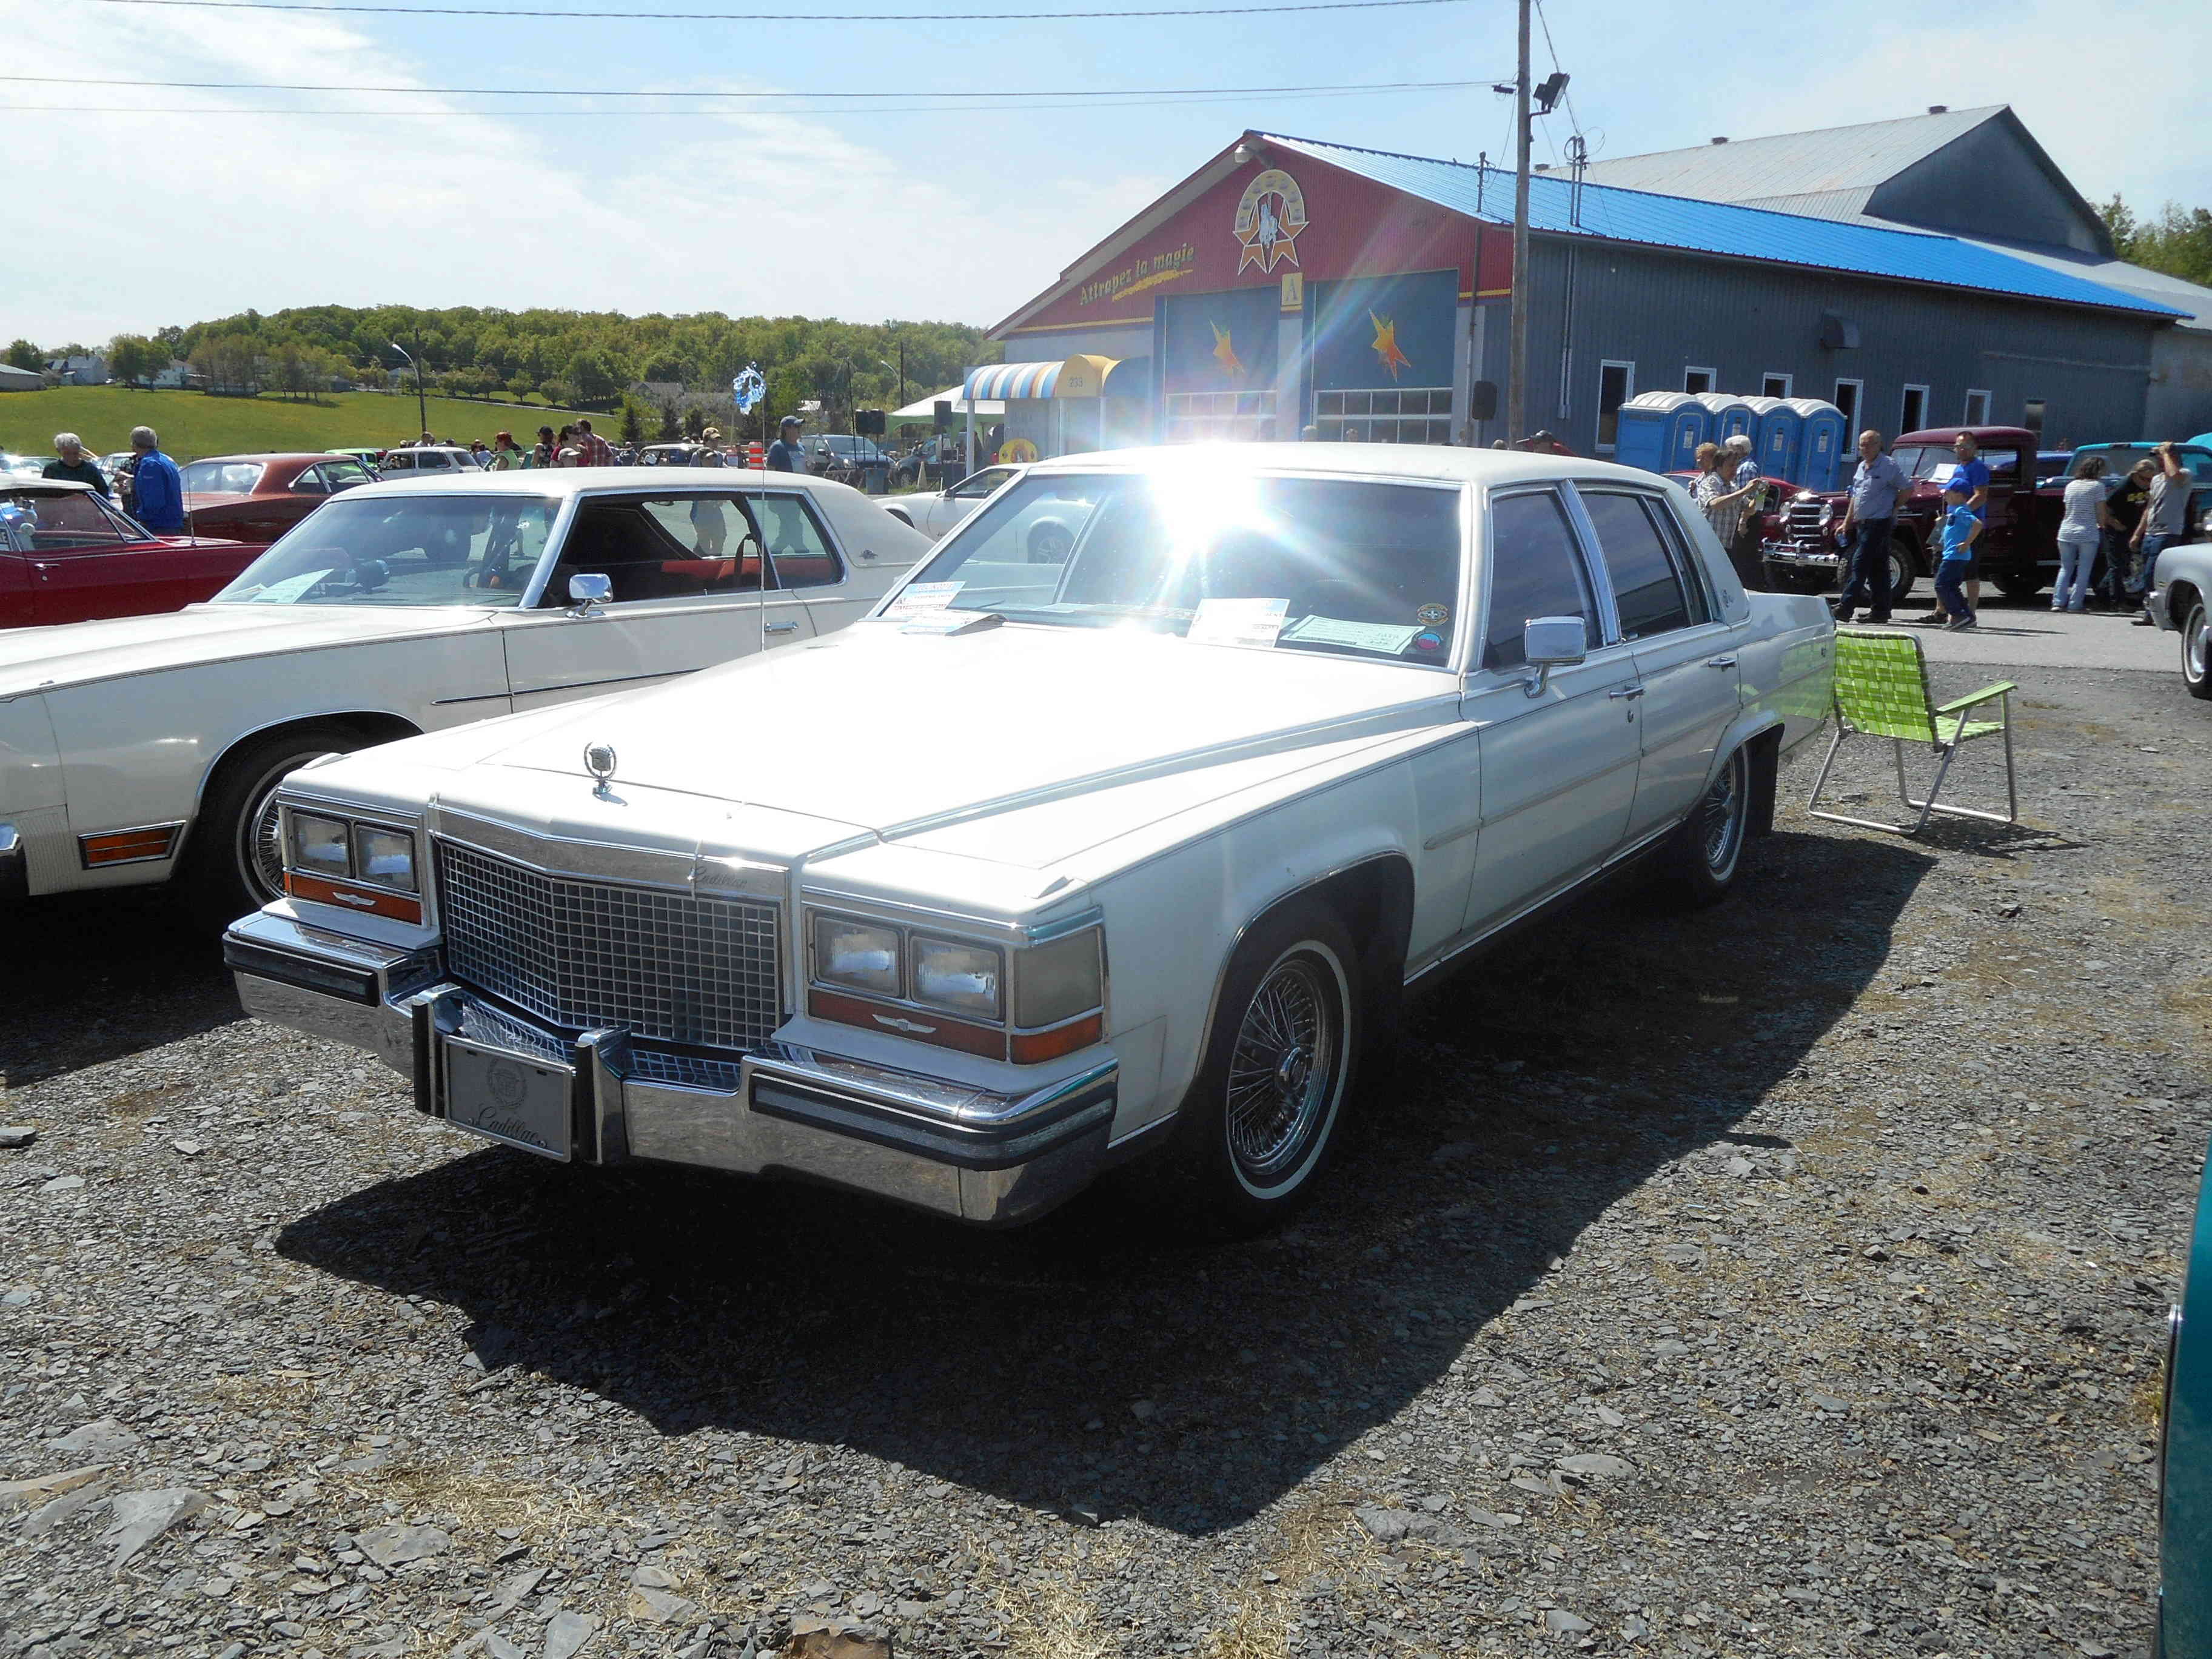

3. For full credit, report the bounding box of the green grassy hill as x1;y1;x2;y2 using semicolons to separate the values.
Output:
0;386;605;463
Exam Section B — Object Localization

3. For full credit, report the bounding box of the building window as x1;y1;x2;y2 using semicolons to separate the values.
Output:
1312;387;1450;444
1900;384;1928;435
1683;367;1715;395
1833;379;1862;432
1165;389;1276;444
1963;389;1991;426
1761;373;1792;399
1595;361;1635;452
2023;398;2047;440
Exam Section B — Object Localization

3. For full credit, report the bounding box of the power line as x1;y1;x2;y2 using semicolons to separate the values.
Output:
0;84;1489;115
0;70;1499;101
96;0;1477;20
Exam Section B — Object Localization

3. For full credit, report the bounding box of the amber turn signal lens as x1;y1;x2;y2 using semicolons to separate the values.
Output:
78;826;179;867
283;870;424;925
1010;1013;1104;1066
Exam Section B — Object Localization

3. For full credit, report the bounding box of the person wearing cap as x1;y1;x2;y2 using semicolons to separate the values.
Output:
42;433;108;495
766;415;806;474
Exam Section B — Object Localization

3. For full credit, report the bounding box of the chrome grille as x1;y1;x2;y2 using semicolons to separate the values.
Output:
435;839;782;1052
1785;499;1828;544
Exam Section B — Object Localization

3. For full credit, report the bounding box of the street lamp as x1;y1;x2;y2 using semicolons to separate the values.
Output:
388;341;426;441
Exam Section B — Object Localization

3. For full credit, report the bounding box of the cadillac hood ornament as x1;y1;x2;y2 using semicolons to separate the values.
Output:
583;742;618;798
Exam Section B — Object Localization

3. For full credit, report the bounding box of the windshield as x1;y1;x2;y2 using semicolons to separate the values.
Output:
211;494;558;608
902;471;1465;667
181;461;266;495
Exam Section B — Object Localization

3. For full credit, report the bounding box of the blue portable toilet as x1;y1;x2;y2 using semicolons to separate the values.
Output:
1751;397;1801;483
1614;391;1704;475
1792;398;1848;491
1696;392;1755;447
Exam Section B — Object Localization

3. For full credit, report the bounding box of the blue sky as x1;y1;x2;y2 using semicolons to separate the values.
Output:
10;0;2206;343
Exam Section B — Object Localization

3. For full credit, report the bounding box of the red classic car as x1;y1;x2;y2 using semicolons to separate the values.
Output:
179;452;378;544
0;480;267;628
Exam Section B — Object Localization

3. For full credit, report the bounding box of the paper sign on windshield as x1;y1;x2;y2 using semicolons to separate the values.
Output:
1186;597;1288;650
884;580;964;618
1282;615;1423;655
247;570;335;604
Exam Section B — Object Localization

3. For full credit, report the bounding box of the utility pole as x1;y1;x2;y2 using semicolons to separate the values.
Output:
1507;0;1531;446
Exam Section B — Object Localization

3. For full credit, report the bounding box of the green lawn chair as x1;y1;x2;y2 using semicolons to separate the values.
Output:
1806;628;2018;835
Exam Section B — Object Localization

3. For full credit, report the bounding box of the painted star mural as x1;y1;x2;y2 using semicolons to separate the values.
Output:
1369;310;1411;382
1210;321;1245;380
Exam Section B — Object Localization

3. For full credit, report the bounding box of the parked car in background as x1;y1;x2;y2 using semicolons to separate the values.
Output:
227;445;1834;1232
639;443;713;467
881;463;1027;541
2147;535;2212;702
1761;426;2065;605
0;480;266;628
2071;440;2212;533
808;435;892;494
326;447;386;472
3;453;56;481
180;454;380;544
0;469;930;924
2158;1139;2211;1655
375;446;481;477
99;452;132;484
2034;449;2076;488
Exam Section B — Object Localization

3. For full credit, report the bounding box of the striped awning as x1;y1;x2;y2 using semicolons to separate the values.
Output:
965;360;1062;400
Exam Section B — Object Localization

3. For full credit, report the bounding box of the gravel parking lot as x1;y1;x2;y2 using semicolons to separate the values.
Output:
4;647;2208;1659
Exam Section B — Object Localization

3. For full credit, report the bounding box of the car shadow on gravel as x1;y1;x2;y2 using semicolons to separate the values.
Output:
0;889;237;1085
277;826;1934;1538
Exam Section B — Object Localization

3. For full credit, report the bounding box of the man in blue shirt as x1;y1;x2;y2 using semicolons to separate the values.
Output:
1834;429;1910;625
1948;430;1991;611
128;425;184;534
765;415;806;474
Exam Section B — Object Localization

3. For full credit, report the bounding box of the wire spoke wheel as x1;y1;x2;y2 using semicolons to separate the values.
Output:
1696;748;1748;879
243;786;288;902
1223;951;1343;1188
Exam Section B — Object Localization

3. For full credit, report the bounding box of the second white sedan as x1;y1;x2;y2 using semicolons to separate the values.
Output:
0;468;930;922
883;464;1030;542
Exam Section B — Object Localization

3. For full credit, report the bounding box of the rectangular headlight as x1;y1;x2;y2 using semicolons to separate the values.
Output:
287;812;352;880
1014;928;1104;1028
910;934;1003;1021
353;825;418;893
814;914;902;998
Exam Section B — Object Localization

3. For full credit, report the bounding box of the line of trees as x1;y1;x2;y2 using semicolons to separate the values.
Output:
12;304;1004;432
2099;196;2212;287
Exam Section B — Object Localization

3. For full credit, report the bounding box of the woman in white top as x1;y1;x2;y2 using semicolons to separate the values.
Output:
2055;455;2114;614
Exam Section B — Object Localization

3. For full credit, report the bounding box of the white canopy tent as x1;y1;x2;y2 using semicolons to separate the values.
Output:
890;386;1005;420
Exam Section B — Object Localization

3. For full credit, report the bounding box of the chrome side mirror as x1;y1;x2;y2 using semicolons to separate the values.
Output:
566;572;612;616
1521;615;1587;697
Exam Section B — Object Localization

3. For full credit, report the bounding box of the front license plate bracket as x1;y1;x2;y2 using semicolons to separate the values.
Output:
441;1034;577;1161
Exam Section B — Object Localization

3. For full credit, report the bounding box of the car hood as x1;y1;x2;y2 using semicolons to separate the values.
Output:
479;621;1458;852
0;602;497;697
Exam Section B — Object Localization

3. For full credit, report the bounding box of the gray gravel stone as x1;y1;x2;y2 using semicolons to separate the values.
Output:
101;1488;207;1568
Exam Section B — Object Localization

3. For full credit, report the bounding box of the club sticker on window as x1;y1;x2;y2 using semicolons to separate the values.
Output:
1412;629;1446;654
883;580;964;618
1416;602;1450;626
1186;597;1288;650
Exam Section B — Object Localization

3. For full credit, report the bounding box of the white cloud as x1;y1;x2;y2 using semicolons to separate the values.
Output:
3;0;1167;342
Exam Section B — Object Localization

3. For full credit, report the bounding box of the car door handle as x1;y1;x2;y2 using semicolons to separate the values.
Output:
763;620;799;634
1607;685;1645;700
1704;654;1738;668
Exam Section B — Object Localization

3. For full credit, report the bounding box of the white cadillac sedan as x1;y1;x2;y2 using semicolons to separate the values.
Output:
228;446;1834;1232
0;469;930;922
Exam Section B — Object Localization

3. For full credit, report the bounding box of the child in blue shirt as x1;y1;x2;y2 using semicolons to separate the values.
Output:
1932;483;1982;631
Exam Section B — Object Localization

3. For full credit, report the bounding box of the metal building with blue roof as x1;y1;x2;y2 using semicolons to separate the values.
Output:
980;110;2199;465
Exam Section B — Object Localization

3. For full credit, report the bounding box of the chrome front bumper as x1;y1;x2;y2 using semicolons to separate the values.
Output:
1762;540;1842;570
225;911;1119;1225
0;822;25;907
2147;583;2176;631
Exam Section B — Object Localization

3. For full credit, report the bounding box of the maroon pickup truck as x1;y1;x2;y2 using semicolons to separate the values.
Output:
1761;426;2063;606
